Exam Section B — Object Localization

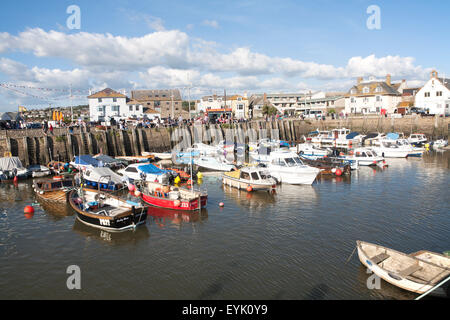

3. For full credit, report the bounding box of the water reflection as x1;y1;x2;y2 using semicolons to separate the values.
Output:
72;218;150;246
147;207;209;230
37;200;73;220
222;184;277;210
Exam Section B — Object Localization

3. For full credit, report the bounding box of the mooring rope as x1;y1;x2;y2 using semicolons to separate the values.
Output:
345;245;357;264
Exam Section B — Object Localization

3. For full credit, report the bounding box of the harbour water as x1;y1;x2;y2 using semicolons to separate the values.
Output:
0;151;448;300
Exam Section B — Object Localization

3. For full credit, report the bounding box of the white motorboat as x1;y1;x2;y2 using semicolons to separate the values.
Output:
194;156;236;172
291;143;331;158
216;140;235;153
188;143;222;157
118;163;171;184
267;150;321;185
340;148;385;166
408;133;427;146
0;157;30;181
371;140;410;158
432;139;448;150
310;128;361;148
396;139;425;157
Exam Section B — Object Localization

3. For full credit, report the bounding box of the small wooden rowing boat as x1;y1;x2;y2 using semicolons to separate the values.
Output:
357;241;450;297
69;188;147;231
222;166;277;191
116;155;155;163
33;177;75;213
140;181;207;211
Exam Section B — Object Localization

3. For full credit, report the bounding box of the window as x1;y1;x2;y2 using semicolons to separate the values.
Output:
436;91;443;96
97;106;104;112
98;98;102;103
425;92;430;97
251;172;259;180
240;171;250;180
112;106;120;112
208;98;213;102
126;167;138;173
238;104;244;110
238;97;242;101
129;106;133;111
375;86;382;93
376;96;381;102
363;87;369;94
351;97;355;103
113;98;117;102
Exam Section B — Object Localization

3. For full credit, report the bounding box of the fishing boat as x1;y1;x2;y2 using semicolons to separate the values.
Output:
222;166;277;191
69;188;147;231
33;177;75;213
267;150;321;185
27;164;51;178
357;241;450;297
0;157;30;181
82;167;125;191
140;181;208;211
118;163;171;184
432;139;448;150
300;157;352;176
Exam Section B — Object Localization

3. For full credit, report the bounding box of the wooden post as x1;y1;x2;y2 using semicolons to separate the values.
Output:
22;137;30;167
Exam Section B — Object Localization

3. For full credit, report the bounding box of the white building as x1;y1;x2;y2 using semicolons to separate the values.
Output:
196;94;232;113
345;75;405;115
88;88;144;122
414;70;450;116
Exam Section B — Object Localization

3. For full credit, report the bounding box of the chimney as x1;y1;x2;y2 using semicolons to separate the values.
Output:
386;74;391;86
357;77;363;85
263;92;267;103
243;91;247;99
431;70;438;79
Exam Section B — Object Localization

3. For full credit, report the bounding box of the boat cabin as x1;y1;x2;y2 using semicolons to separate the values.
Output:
35;179;74;191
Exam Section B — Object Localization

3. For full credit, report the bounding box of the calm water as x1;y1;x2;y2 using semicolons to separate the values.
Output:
0;152;449;300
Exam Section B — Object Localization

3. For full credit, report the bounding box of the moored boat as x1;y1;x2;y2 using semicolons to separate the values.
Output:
222;166;277;191
357;241;450;297
33;177;75;213
69;188;147;231
140;181;207;211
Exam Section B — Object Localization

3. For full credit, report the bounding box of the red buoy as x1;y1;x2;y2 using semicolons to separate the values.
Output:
246;185;253;192
335;169;342;176
219;202;224;207
24;205;34;215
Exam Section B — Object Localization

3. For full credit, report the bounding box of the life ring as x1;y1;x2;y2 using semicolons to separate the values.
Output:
53;175;63;180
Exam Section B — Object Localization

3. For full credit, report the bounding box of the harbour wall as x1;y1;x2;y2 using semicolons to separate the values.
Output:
0;116;448;166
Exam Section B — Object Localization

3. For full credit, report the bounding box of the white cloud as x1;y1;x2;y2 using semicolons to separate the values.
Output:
202;20;219;28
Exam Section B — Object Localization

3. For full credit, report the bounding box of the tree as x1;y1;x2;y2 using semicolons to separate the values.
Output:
262;105;278;116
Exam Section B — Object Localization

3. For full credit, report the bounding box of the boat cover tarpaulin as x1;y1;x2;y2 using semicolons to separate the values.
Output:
138;164;169;175
84;167;124;184
73;155;102;167
346;132;360;139
0;157;24;171
386;133;400;140
94;154;125;164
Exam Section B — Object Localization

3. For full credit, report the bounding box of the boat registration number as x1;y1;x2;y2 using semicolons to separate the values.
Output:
99;219;111;226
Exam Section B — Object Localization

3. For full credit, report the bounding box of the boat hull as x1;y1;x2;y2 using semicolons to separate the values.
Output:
141;193;207;211
222;176;276;191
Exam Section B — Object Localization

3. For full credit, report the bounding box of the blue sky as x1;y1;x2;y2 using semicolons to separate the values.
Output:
1;0;449;111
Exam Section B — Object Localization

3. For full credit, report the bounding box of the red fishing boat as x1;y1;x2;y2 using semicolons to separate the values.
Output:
140;181;207;211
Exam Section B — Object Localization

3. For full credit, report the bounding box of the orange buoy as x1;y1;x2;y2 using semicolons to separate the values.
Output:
24;205;34;214
219;202;224;207
13;176;18;183
246;185;253;192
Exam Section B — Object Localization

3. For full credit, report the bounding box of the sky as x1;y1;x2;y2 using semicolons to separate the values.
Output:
1;0;450;111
